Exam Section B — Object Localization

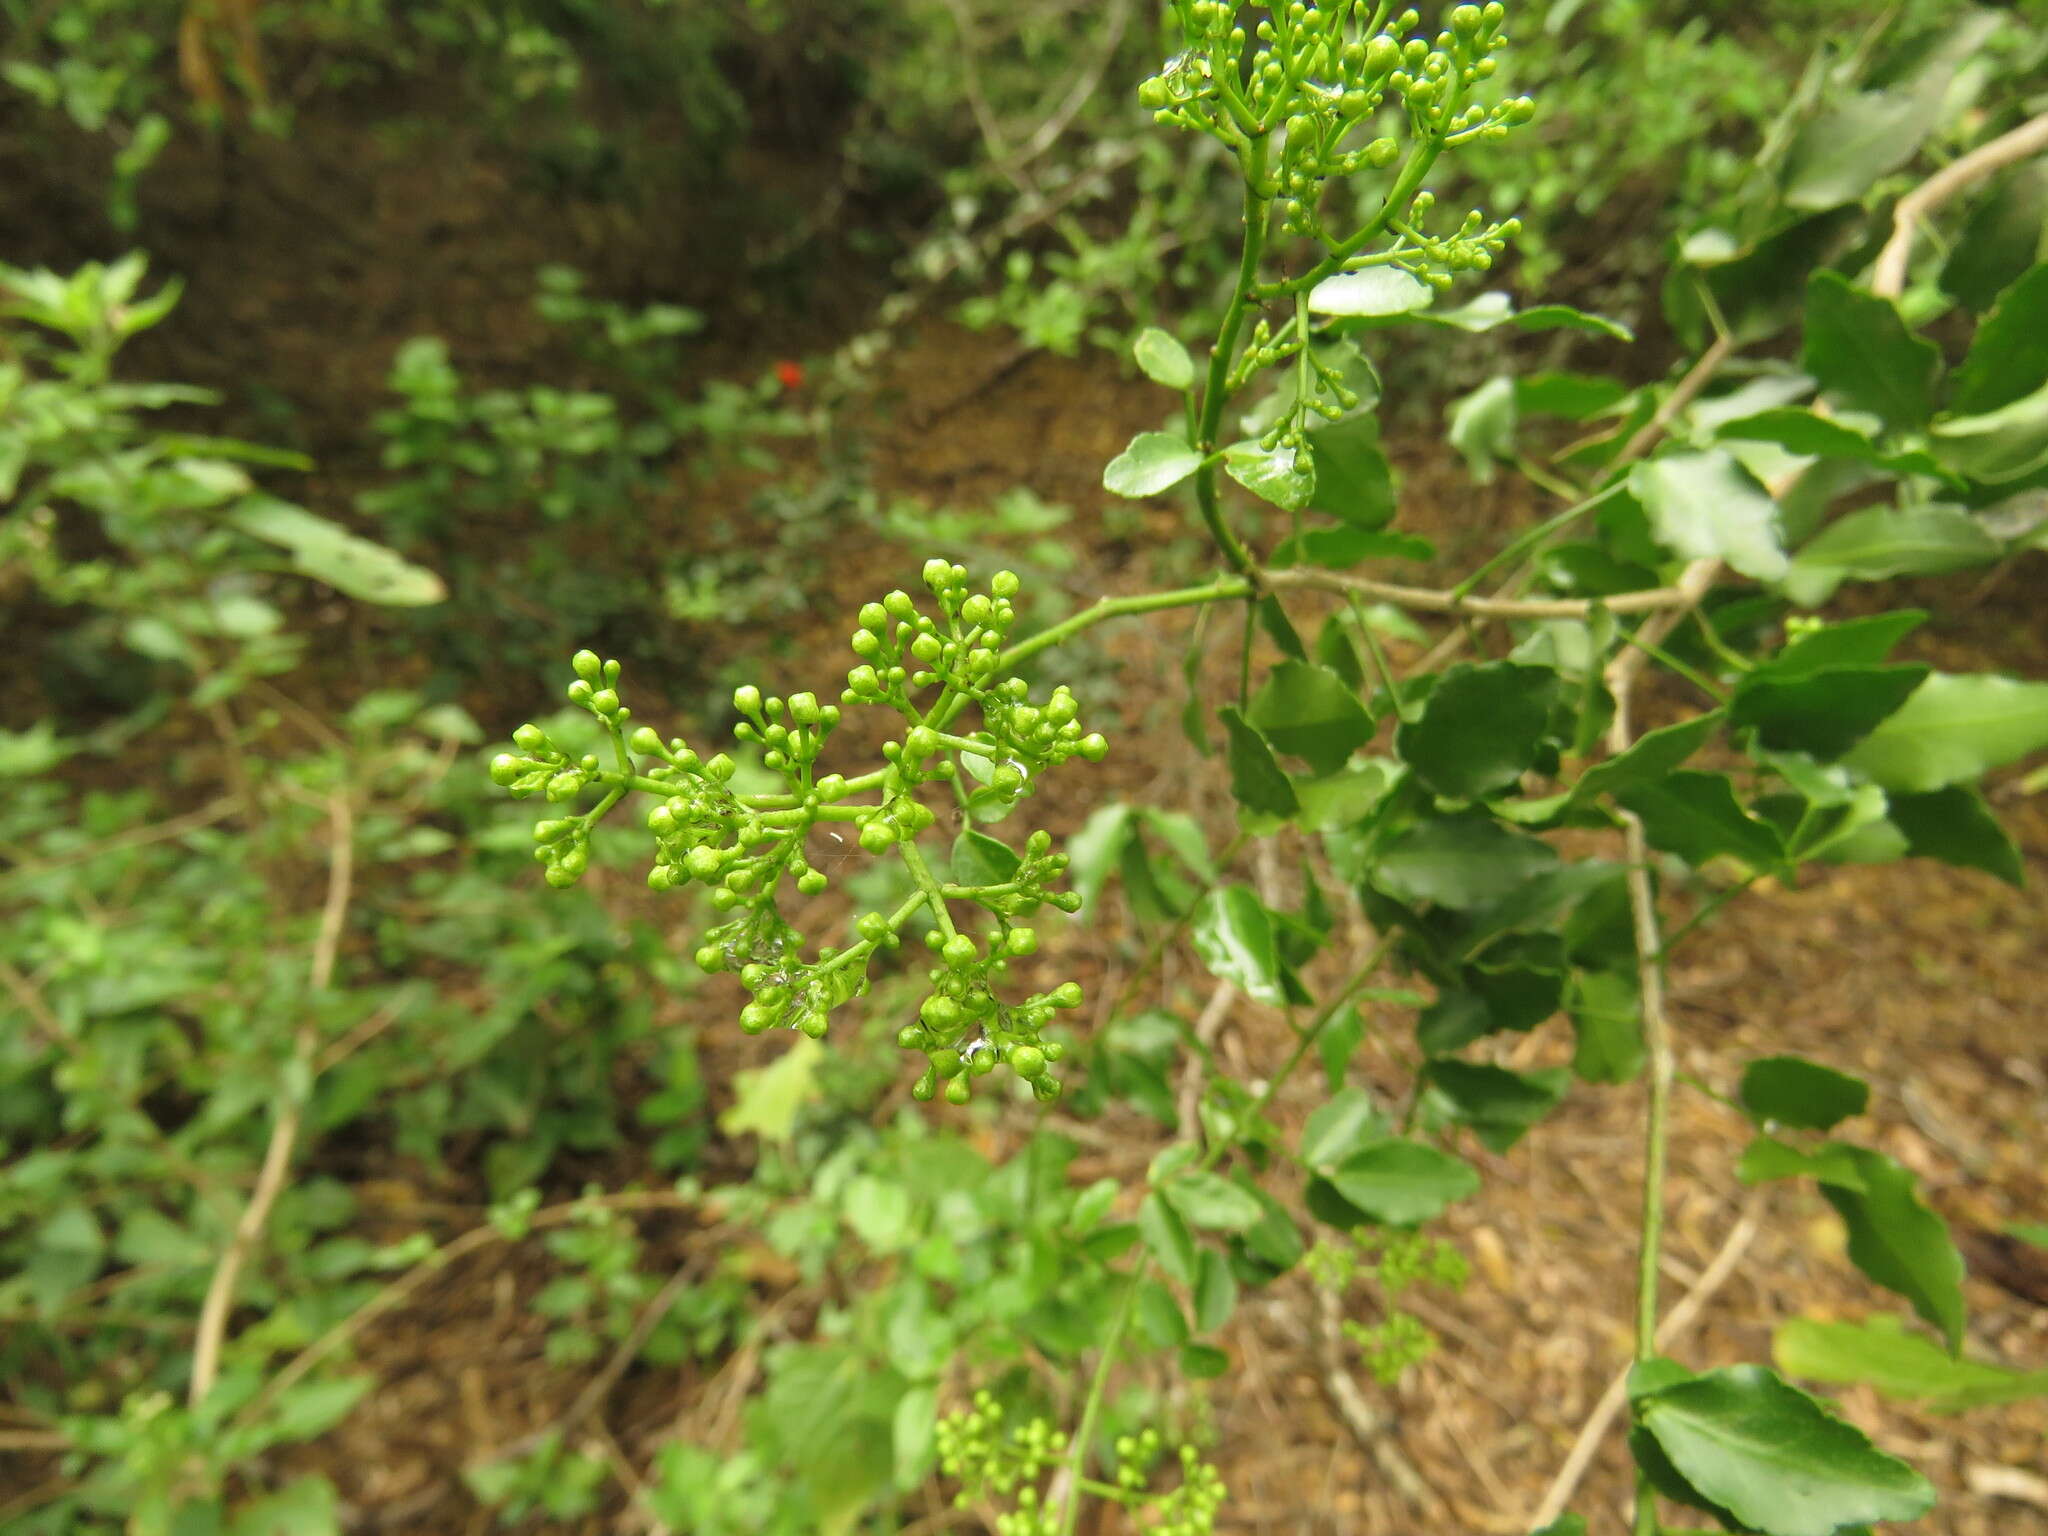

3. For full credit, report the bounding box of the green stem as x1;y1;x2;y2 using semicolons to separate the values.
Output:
896;838;957;940
998;579;1251;671
1191;138;1274;580
1057;1262;1147;1536
1450;480;1625;600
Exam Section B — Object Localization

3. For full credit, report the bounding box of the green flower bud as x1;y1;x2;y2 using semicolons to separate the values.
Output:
859;601;888;631
960;594;991;627
533;819;574;844
1078;733;1108;762
705;754;735;782
990;570;1020;598
921;993;963;1029
921;558;954;591
897;1023;926;1049
909;632;942;664
489;754;524;786
903;726;937;760
800;1012;828;1039
1051;981;1084;1008
797;869;827;895
648;805;678;837
941;933;977;970
1365;33;1399;74
912;1068;937;1102
572;650;603;682
945;1076;972;1105
1007;927;1038;957
543;864;580;889
788;692;819;725
589;688;620;716
883;589;916;620
1010;1044;1047;1079
739;1001;774;1033
685;844;723;881
732;685;762;718
859;818;896;854
544;772;583;802
511;724;548;752
566;679;593;705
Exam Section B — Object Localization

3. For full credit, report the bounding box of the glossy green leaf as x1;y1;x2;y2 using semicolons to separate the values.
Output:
1634;1365;1935;1536
1224;439;1316;511
1448;376;1517;482
1801;272;1941;430
1930;378;2048;484
1249;661;1373;777
1305;413;1396;528
1738;1135;1868;1190
1396;661;1559;800
1841;672;2048;791
1421;1060;1567;1153
1371;813;1560;910
1218;707;1300;818
1308;267;1432;317
231;498;446;606
1730;665;1929;759
1951;262;2048;413
1822;1148;1966;1352
1300;1087;1390;1170
1257;593;1307;660
1739;1055;1869;1131
1511;304;1634;341
1326;1139;1480;1225
1292;760;1399;832
1572;714;1721;803
1133;327;1195;390
1632;450;1787;581
1775;1314;2048;1408
1189;885;1285;1005
1103;431;1201;497
1782;506;2001;606
1166;1169;1266;1232
1317;1005;1367;1091
951;828;1020;887
1618;771;1783;869
1888;783;2025;887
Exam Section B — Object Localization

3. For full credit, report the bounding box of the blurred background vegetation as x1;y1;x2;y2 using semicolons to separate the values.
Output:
3;2;2046;1532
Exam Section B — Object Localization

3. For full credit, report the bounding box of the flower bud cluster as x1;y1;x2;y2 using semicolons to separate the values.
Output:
488;564;1106;1101
935;1391;1224;1536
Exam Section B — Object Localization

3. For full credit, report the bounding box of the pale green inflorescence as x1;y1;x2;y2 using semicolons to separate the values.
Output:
489;561;1107;1103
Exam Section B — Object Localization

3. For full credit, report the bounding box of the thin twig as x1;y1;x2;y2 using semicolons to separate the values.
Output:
1526;1190;1767;1530
1312;1285;1442;1517
189;790;355;1408
0;795;238;892
1264;567;1693;618
1871;109;2048;298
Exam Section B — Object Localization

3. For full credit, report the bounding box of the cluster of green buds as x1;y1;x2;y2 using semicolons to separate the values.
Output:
488;561;1107;1103
936;1394;1225;1536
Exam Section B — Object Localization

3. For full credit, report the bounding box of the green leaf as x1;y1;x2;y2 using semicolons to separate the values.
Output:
1951;262;2048;413
1634;1365;1935;1536
1767;613;1926;676
1138;1190;1197;1287
718;1037;824;1145
1275;524;1434;568
1421;1061;1567;1153
1133;327;1195;390
1103;431;1201;497
1193;1247;1238;1333
1371;813;1560;910
1224;440;1316;511
1572;714;1721;803
1822;1148;1966;1353
1841;672;2048;791
1714;406;1952;480
952;828;1020;887
1307;267;1432;317
1248;661;1373;777
1730;665;1929;759
1943;171;2048;313
1396;661;1560;799
1305;413;1396;528
1218;707;1300;818
1782;506;2001;606
1632;450;1787;581
1511;304;1634;341
1783;87;1946;210
1180;1342;1230;1379
1299;1088;1391;1170
893;1383;939;1487
1801;272;1941;430
1165;1169;1267;1232
1326;1139;1480;1225
1774;1315;2048;1408
1448;376;1517;482
1738;1135;1869;1190
1618;771;1783;869
230;498;446;606
1930;378;2048;484
1887;783;2025;887
269;1375;373;1444
1517;372;1631;420
1569;970;1643;1084
1317;1005;1367;1091
1738;1056;1869;1131
1189;886;1285;1005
